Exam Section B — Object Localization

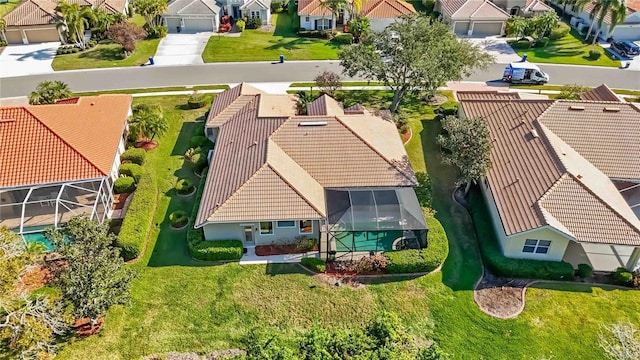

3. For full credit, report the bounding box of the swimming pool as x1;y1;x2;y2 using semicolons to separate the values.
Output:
22;232;55;251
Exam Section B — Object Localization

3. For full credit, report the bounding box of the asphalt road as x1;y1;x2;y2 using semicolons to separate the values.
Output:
0;61;638;98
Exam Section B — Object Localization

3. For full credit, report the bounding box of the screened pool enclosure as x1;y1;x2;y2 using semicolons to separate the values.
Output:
322;188;428;260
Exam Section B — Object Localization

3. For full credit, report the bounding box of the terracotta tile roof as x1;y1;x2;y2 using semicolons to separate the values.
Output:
298;0;332;16
444;0;509;19
455;90;521;101
538;101;640;180
629;0;640;12
0;95;131;188
360;0;416;18
579;84;622;102
4;0;59;27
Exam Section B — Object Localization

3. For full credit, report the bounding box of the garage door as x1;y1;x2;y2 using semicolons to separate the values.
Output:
166;18;181;33
611;26;639;41
183;18;214;33
454;21;469;35
472;22;503;36
25;28;60;43
5;30;23;44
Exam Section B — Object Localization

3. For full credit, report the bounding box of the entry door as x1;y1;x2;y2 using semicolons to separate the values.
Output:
232;6;240;19
242;226;254;244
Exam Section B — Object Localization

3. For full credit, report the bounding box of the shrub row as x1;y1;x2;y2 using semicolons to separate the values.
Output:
56;41;97;55
333;33;353;45
511;39;531;49
189;240;243;261
245;17;262;29
114;176;136;194
469;188;575;280
119;163;143;183
115;172;158;260
121;148;146;165
301;257;326;272
297;29;337;40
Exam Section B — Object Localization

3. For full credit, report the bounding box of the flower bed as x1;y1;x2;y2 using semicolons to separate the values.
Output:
255;244;318;256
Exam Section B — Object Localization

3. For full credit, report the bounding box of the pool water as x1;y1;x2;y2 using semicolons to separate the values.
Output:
334;230;403;252
22;232;55;251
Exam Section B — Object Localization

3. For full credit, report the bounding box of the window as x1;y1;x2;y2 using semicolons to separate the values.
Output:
277;220;296;228
299;220;313;234
317;18;331;30
305;16;310;22
260;221;273;235
522;239;551;254
250;10;260;19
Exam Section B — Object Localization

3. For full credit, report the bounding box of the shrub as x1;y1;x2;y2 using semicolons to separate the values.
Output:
294;236;317;252
557;84;590;100
114;176;136;194
116;172;157;260
333;33;353;45
190;135;207;147
301;257;326;272
511;39;531;49
127;3;134;17
0;40;7;47
245;17;262;29
614;267;633;284
169;210;189;228
71;48;80;53
121;148;146;165
298;29;336;39
146;25;167;39
118;163;143;183
576;263;593;278
385;215;448;274
236;19;246;32
175;178;194;195
589;49;602;60
354;254;387;274
533;37;549;48
549;23;570;40
194;156;208;175
422;0;436;13
189;240;243;261
470;188;575;280
187;91;206;109
270;0;283;13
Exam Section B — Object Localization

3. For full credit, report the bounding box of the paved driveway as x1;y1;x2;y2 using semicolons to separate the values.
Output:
0;42;59;78
465;36;522;63
153;33;213;66
601;42;640;70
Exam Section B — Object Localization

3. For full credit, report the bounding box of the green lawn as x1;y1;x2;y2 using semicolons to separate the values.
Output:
510;29;620;67
72;84;229;96
202;13;341;62
51;38;160;71
0;0;19;18
55;92;640;359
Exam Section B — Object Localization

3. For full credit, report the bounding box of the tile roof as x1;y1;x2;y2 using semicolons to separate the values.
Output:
443;0;509;19
165;0;220;15
440;0;467;17
455;90;521;101
360;0;416;18
0;95;132;188
4;0;59;27
240;0;271;11
298;0;332;16
629;0;640;12
206;83;265;127
524;0;553;12
579;84;622;102
581;1;636;24
538;101;640;180
307;94;344;116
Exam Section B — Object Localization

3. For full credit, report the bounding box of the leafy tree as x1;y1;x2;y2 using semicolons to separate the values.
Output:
314;71;343;96
0;227;28;296
437;116;492;194
508;16;527;39
320;0;347;30
107;22;147;54
129;103;168;143
57;0;96;48
347;16;370;42
556;83;590;99
531;11;559;42
91;8;126;39
133;0;167;27
586;0;627;44
598;322;640;360
29;81;72;105
339;15;492;112
46;216;136;324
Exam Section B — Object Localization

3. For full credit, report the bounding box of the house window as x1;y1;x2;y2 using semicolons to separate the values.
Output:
316;18;331;30
277;220;296;228
522;239;551;254
300;220;313;234
260;221;273;235
305;16;310;22
250;10;260;19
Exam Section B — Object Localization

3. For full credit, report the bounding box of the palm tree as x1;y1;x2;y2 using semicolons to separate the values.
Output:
350;0;368;16
509;15;527;39
533;11;559;42
130;103;168;144
585;0;627;44
29;81;72;105
91;8;124;39
320;0;347;30
57;1;96;48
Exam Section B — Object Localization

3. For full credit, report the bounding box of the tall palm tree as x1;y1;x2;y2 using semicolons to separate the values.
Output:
350;0;368;16
57;1;96;47
29;81;72;105
320;0;347;30
585;0;627;44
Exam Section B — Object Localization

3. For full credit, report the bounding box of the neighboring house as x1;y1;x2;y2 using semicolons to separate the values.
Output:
557;0;640;41
163;0;221;33
457;85;640;272
0;95;132;237
195;84;428;259
298;0;415;31
2;0;128;44
437;0;510;36
239;0;271;25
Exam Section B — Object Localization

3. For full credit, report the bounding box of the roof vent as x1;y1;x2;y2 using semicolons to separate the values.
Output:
531;129;539;138
90;102;95;106
604;107;620;112
0;118;16;123
298;121;327;126
569;105;585;111
577;174;583;180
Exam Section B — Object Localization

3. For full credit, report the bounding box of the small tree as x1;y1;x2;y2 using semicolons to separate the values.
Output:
133;0;167;27
531;11;558;43
509;15;527;39
29;80;72;105
287;0;297;24
556;84;590;99
129;103;168;143
347;16;370;42
598;322;640;360
0;227;28;296
107;22;147;54
57;0;97;48
46;216;136;324
91;7;125;39
314;71;342;96
437;116;492;194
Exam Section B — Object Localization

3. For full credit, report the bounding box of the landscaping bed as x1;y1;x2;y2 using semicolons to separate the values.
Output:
255;244;318;256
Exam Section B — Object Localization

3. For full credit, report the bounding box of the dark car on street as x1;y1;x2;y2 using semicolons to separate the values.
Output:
611;40;640;57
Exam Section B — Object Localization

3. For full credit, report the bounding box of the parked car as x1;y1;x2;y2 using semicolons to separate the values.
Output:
611;40;640;57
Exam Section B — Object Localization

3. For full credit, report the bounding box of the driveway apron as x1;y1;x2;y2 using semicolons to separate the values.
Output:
153;33;213;66
0;42;59;78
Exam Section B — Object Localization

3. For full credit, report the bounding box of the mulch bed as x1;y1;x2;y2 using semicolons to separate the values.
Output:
74;317;104;336
402;128;412;144
424;94;448;106
255;244;318;256
135;139;158;151
474;272;530;319
143;349;246;360
112;193;130;210
16;265;56;293
324;261;383;276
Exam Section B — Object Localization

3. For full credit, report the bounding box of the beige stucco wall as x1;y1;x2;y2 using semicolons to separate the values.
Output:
579;243;640;272
203;220;320;245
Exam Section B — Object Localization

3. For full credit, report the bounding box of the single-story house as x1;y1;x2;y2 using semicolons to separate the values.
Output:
556;0;640;41
457;85;640;271
2;0;128;44
239;0;271;25
0;95;132;236
163;0;221;33
298;0;415;31
195;84;428;259
437;0;510;36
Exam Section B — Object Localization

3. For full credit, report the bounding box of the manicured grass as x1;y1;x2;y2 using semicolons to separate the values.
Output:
0;0;19;18
56;91;640;359
72;85;229;96
51;38;160;70
202;13;341;62
130;14;146;27
291;81;386;87
510;29;620;67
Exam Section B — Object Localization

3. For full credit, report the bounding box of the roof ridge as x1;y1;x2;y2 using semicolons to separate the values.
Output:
266;163;324;217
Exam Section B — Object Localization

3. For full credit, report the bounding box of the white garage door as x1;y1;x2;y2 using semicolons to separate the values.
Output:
454;21;469;35
472;22;503;36
25;28;60;43
183;18;215;33
611;26;639;41
166;18;182;33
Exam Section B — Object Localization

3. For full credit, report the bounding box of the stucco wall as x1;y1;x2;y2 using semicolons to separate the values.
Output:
299;16;332;30
202;220;320;245
580;243;640;271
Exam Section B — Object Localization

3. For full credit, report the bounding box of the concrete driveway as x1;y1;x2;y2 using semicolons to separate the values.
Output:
466;36;522;63
153;33;213;66
602;42;640;70
0;42;59;78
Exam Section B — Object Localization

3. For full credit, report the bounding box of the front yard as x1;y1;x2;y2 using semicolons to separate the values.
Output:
55;91;640;359
0;0;19;18
201;13;341;62
510;29;620;67
51;38;160;71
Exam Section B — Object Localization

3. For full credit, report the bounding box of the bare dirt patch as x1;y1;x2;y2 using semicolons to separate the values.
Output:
424;94;448;106
135;139;158;151
258;25;275;32
143;349;245;359
315;273;365;289
474;272;531;319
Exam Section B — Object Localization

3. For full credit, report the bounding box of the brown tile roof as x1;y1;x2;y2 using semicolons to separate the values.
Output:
538;101;640;180
67;0;127;13
455;90;521;101
206;83;265;127
297;0;332;16
0;95;132;188
443;0;509;19
4;0;59;27
581;1;636;25
360;0;416;18
524;0;553;12
579;84;622;102
306;94;344;116
439;0;467;17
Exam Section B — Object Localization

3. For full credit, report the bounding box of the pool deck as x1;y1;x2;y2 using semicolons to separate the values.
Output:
239;246;319;265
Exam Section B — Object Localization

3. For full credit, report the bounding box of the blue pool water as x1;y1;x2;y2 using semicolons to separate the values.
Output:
22;232;55;251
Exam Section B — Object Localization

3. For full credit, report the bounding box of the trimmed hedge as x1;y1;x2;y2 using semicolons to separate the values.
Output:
301;257;326;272
384;215;449;274
469;188;575;280
589;49;602;60
614;267;633;284
169;210;189;228
119;163;143;183
297;29;336;40
189;240;243;261
334;33;353;45
175;178;194;195
116;172;158;260
121;148;146;165
114;177;136;194
190;135;207;147
511;39;531;49
576;263;593;278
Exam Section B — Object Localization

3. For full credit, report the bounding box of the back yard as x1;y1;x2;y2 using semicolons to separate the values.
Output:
201;13;341;62
54;92;640;359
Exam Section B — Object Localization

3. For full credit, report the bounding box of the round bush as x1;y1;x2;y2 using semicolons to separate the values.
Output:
175;178;194;195
187;91;206;109
576;263;593;278
71;48;80;53
511;39;531;49
114;176;136;194
549;23;570;40
121;148;146;165
169;210;189;228
614;267;633;284
589;49;602;60
119;163;143;183
190;135;206;147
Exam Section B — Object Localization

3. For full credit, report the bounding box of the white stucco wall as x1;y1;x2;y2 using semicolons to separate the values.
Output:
202;220;321;245
299;16;333;30
579;243;640;272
